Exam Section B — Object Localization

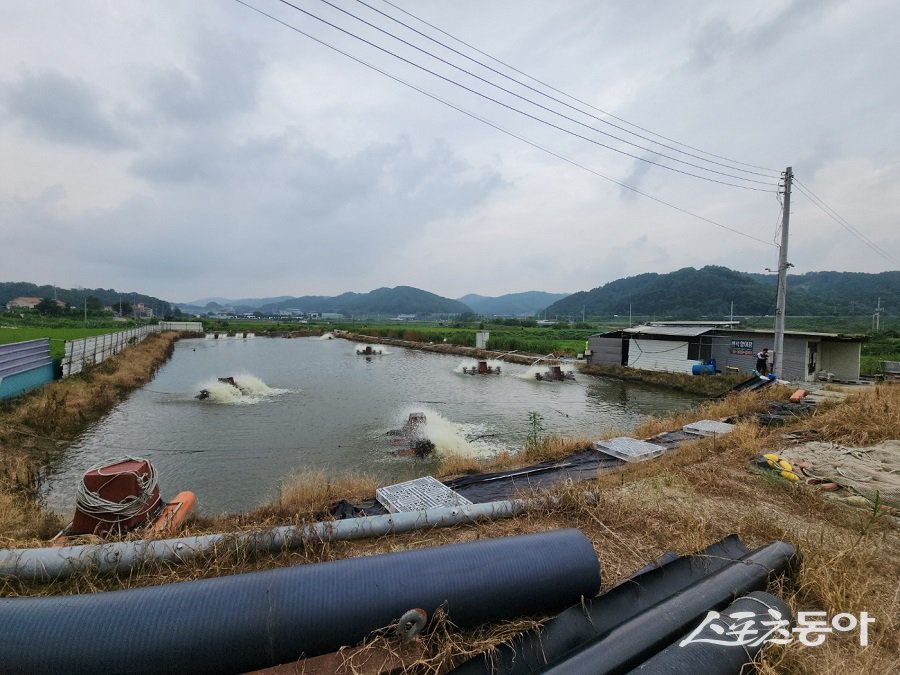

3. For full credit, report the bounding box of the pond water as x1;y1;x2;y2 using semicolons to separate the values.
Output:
40;336;703;515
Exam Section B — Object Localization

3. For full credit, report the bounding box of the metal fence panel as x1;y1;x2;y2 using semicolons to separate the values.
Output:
62;326;161;377
0;339;53;400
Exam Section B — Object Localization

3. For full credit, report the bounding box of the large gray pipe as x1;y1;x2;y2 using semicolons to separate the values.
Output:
0;499;526;581
0;528;601;674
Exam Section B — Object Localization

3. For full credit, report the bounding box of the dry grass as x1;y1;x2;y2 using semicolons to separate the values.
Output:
246;470;377;524
434;435;593;480
814;383;900;445
435;454;484;477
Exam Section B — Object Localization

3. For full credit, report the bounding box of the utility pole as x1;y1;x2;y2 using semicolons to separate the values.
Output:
873;297;882;332
773;167;793;378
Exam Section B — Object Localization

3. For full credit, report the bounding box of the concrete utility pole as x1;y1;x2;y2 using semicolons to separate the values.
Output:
773;167;793;378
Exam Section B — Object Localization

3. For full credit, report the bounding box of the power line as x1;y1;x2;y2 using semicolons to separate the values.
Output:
793;178;899;265
270;0;775;192
330;0;779;183
234;0;778;246
379;0;780;175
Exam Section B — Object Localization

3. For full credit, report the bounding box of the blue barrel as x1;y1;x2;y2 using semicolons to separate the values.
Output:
692;364;715;376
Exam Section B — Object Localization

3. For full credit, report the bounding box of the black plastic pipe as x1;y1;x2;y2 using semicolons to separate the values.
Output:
451;534;751;675
0;529;600;674
629;590;794;673
535;540;796;675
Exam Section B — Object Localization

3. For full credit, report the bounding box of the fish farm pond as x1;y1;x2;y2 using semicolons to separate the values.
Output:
40;336;704;515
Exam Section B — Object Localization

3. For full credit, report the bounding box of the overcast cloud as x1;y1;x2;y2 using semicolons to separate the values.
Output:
1;0;897;303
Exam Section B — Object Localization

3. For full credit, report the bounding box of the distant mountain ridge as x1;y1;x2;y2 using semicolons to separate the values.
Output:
183;286;473;316
457;291;570;316
177;288;573;317
184;295;294;309
8;269;894;321
545;266;898;319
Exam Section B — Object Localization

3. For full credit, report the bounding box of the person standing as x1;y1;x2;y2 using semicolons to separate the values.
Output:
756;347;770;375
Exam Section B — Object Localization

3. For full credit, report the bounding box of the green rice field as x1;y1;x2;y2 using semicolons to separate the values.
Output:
0;327;125;359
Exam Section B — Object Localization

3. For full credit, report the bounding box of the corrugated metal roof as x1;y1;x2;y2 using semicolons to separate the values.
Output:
624;325;714;337
713;328;867;341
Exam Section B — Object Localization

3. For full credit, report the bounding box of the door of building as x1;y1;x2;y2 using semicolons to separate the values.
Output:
807;341;819;380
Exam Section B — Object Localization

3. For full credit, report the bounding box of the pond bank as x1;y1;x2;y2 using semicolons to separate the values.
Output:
337;330;746;396
0;331;181;541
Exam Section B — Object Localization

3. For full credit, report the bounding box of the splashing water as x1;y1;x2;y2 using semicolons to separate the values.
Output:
196;374;289;404
318;333;335;340
394;406;484;458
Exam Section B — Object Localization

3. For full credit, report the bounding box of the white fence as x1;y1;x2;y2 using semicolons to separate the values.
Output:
159;321;203;332
62;326;161;377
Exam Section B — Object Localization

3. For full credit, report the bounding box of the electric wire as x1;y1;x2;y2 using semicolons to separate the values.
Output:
793;178;899;266
355;0;779;180
267;0;775;192
379;0;780;174
234;0;779;246
311;0;777;186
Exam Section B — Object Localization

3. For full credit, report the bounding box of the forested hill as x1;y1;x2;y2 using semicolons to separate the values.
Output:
0;281;171;315
257;286;472;316
544;266;896;319
747;271;900;313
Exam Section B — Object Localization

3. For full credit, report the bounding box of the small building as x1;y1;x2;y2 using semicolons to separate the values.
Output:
133;303;154;318
5;296;43;310
587;323;865;382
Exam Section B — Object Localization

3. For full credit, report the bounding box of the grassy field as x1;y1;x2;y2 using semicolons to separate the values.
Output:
0;314;151;359
0;327;133;359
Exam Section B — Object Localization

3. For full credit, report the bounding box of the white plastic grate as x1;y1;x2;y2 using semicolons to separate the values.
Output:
376;476;472;513
592;437;665;462
683;420;735;436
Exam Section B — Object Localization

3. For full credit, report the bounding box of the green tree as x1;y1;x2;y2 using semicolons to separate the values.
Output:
35;297;62;315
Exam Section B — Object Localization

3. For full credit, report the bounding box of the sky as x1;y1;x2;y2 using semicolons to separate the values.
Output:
1;0;898;304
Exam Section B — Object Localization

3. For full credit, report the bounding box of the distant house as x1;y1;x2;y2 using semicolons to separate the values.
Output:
5;296;43;310
5;297;67;310
587;322;865;382
133;303;154;318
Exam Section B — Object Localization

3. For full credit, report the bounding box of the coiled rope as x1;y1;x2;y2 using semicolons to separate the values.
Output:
75;456;160;523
